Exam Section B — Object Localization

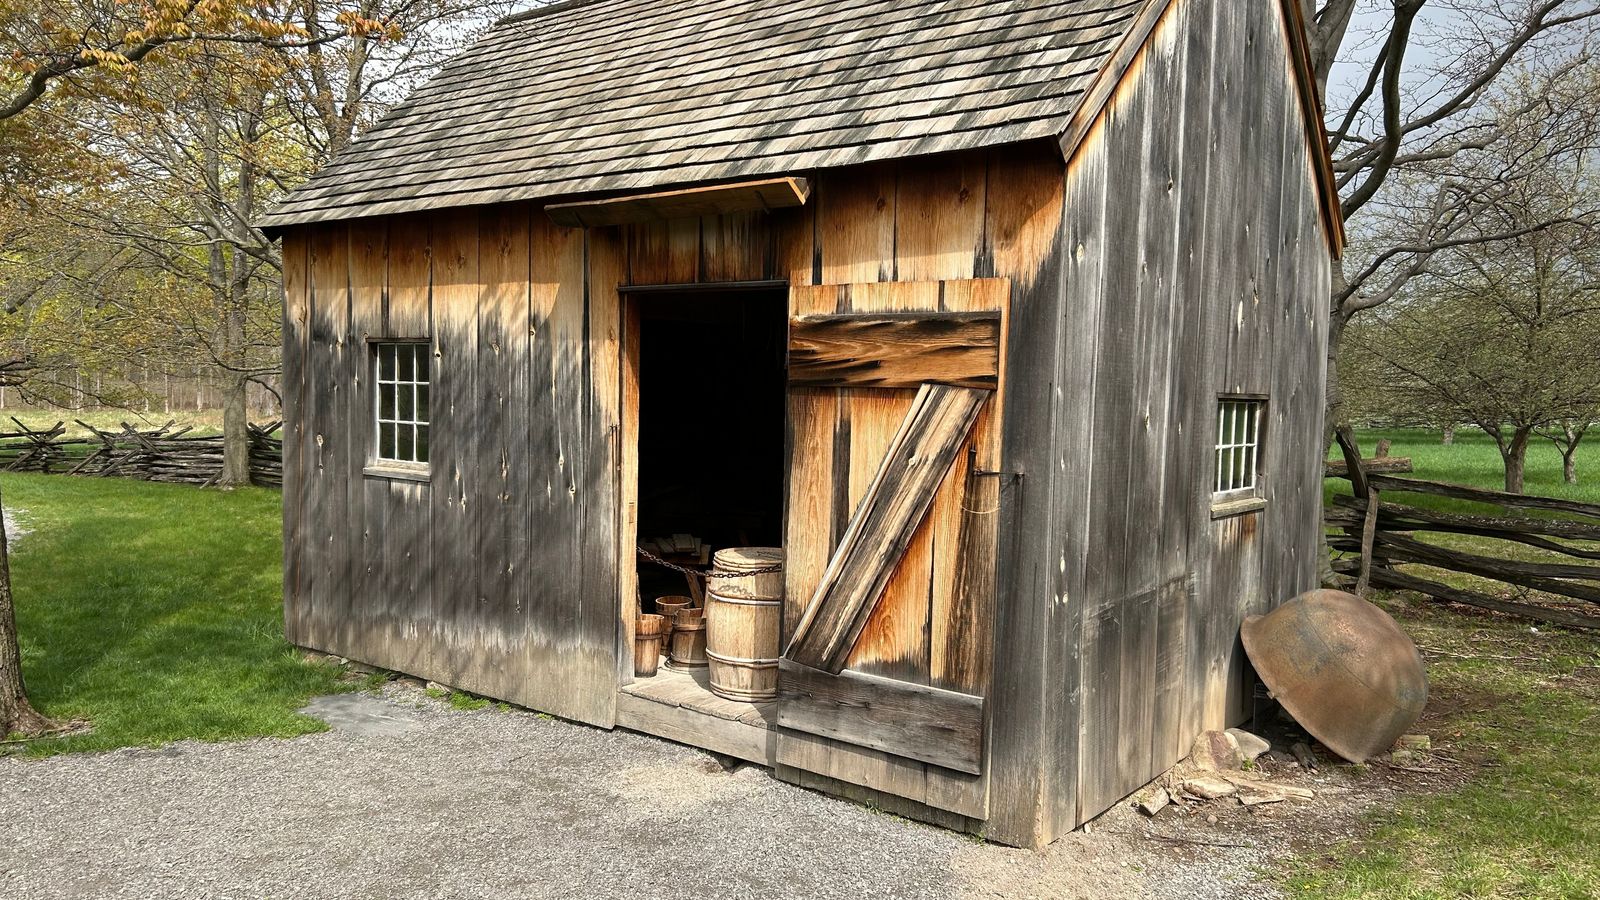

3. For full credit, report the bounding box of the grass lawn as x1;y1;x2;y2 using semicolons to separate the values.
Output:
2;472;346;753
1293;426;1600;899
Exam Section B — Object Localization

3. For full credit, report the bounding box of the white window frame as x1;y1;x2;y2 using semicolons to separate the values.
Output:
372;341;431;471
1213;397;1265;504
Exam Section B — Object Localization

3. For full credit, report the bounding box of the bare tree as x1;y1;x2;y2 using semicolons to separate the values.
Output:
1300;0;1600;436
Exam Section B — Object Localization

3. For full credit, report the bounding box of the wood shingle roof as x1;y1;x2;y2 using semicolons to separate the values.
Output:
261;0;1150;229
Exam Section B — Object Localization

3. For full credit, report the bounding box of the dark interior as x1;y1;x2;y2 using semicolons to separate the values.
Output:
635;289;787;600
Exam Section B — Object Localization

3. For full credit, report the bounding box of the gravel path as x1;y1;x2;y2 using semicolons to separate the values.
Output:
0;687;1282;899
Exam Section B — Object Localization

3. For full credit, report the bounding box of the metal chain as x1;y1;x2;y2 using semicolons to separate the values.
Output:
636;545;783;579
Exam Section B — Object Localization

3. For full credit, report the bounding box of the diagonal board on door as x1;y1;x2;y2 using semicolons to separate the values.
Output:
785;382;991;672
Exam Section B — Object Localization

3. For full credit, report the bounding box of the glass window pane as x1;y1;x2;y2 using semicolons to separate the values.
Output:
416;347;430;383
417;384;430;424
380;383;396;420
398;344;415;381
398;423;415;462
379;422;396;460
399;384;414;421
416;424;430;463
380;344;396;381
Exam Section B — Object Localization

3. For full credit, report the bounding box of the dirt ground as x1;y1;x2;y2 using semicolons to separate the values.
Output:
0;682;1439;900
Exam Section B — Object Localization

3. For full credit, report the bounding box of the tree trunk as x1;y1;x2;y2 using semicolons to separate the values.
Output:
1565;448;1579;485
1442;425;1455;445
1499;426;1533;494
219;373;252;488
0;489;51;737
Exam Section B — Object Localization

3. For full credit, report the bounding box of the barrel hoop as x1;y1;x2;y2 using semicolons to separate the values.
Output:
706;649;780;668
706;591;783;607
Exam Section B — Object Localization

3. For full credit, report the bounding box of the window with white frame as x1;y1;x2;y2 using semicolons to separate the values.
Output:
374;342;430;466
1214;398;1264;499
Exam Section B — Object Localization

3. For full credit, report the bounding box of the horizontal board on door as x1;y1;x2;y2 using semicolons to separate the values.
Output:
788;311;1001;389
778;660;985;775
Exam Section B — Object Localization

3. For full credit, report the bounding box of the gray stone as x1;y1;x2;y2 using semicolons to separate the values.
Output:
1189;730;1243;771
300;693;421;738
1136;786;1171;817
1397;734;1431;751
1225;728;1271;761
1182;777;1238;801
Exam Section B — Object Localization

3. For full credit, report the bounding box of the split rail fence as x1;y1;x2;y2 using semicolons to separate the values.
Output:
0;419;282;488
1327;427;1600;631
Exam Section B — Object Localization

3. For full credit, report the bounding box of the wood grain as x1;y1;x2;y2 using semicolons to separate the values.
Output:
778;660;985;775
787;312;1001;390
786;383;989;673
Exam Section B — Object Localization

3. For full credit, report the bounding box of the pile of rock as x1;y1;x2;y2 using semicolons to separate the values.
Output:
1133;728;1316;818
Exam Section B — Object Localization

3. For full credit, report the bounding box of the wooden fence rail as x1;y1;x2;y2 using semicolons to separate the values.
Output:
1328;426;1600;631
0;418;282;488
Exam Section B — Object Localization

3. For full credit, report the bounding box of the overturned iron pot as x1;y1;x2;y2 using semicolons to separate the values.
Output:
1242;589;1427;763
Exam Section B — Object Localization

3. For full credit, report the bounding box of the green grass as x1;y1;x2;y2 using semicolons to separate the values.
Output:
2;472;346;753
1286;600;1600;899
1295;426;1600;899
1328;427;1600;507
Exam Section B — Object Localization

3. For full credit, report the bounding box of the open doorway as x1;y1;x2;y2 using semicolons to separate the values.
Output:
618;286;788;763
635;289;786;593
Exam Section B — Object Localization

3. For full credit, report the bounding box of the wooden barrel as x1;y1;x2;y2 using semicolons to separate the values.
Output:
706;547;784;601
705;548;783;701
667;607;708;669
634;614;666;677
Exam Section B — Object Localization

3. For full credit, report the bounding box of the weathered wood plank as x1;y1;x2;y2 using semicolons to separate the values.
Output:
787;311;1001;390
616;693;776;765
348;220;387;653
478;205;531;646
777;660;985;775
819;164;896;284
428;210;479;684
546;177;809;227
787;383;989;673
307;224;351;650
280;232;310;646
1369;474;1600;519
581;224;626;726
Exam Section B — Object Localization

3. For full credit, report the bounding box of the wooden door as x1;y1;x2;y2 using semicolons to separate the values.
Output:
777;278;1009;820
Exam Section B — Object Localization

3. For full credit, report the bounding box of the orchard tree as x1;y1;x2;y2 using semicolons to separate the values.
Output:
1353;131;1600;492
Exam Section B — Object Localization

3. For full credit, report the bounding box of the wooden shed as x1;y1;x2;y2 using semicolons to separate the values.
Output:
263;0;1343;848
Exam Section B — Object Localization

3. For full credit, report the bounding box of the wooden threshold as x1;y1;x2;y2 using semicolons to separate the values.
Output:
617;664;777;766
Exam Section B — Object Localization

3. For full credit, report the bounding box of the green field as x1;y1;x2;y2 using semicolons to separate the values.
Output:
1297;425;1600;899
1329;427;1600;506
1;473;345;754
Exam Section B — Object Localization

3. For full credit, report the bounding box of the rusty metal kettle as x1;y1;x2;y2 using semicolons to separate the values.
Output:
1241;589;1428;763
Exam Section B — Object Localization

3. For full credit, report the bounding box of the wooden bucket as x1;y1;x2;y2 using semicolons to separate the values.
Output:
655;596;691;649
668;607;708;669
634;614;666;677
706;547;784;601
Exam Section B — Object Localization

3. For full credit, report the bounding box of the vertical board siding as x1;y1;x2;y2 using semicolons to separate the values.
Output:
981;144;1070;847
281;234;309;647
281;207;618;729
1057;0;1331;829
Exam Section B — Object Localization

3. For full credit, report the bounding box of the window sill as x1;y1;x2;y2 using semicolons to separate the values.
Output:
1211;497;1266;520
363;464;431;484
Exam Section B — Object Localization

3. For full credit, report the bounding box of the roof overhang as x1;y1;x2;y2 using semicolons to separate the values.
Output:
544;177;811;228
